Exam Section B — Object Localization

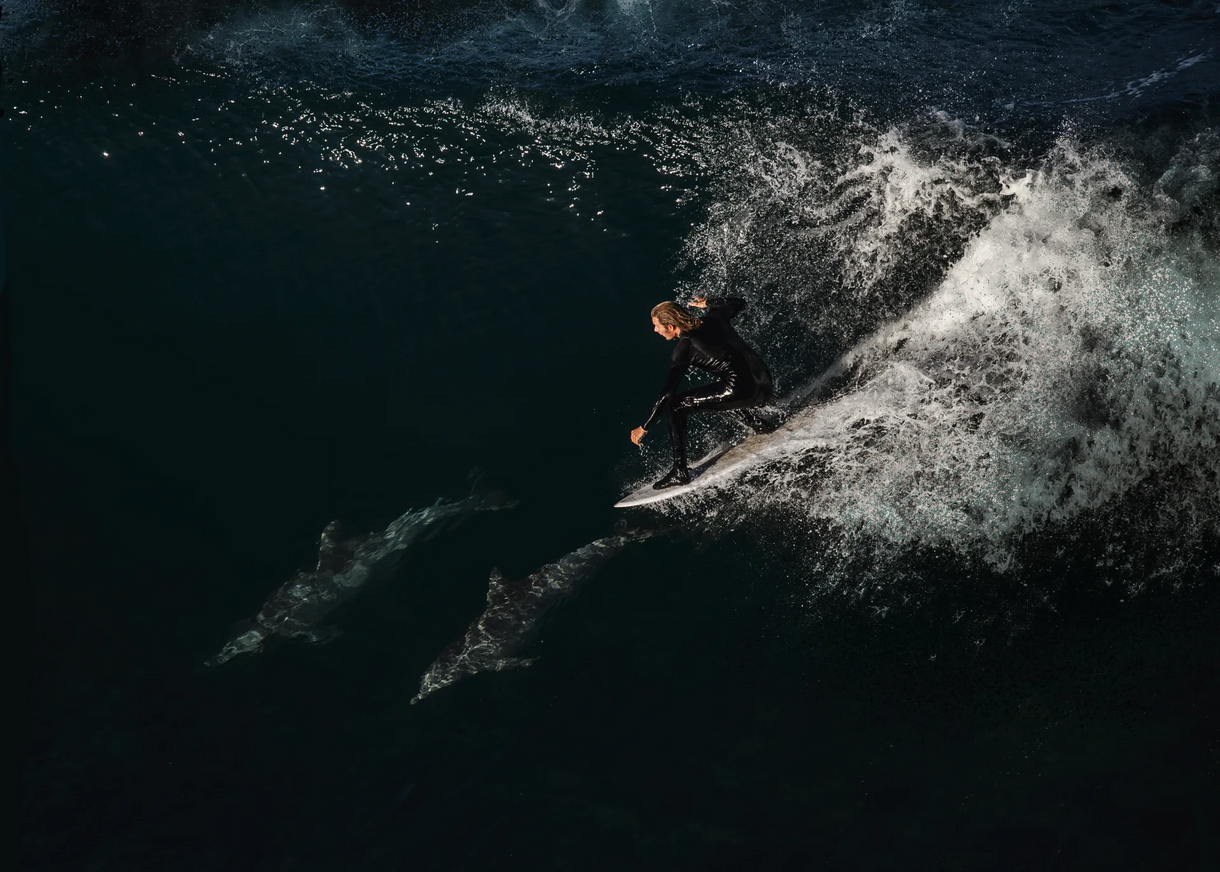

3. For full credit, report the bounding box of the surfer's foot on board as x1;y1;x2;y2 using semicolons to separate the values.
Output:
652;465;692;490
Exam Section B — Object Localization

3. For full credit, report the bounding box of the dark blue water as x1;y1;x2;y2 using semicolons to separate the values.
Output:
9;1;1220;869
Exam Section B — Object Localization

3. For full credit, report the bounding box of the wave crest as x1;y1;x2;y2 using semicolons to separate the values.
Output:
676;133;1220;592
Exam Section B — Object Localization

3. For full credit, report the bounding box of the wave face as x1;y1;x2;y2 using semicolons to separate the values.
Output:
5;0;1218;596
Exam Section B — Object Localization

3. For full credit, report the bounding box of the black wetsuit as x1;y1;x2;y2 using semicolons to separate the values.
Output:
642;297;773;478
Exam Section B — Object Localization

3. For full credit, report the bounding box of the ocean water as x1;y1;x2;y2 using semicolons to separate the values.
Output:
8;1;1220;869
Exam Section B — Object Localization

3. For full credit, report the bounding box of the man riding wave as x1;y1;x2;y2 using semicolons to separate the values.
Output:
630;296;776;489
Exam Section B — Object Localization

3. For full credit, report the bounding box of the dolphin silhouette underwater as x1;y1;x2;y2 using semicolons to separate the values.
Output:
207;488;514;666
412;525;655;704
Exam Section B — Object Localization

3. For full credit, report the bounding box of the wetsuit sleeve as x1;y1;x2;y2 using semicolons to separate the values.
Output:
642;338;692;430
706;297;747;320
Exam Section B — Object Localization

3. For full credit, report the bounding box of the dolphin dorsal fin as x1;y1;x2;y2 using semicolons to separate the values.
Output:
486;567;511;607
316;520;348;573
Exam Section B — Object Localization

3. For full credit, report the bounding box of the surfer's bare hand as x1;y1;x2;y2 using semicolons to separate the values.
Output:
689;296;708;308
630;427;647;446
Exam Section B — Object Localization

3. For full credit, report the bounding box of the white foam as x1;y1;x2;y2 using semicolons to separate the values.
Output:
689;136;1220;582
664;109;1014;367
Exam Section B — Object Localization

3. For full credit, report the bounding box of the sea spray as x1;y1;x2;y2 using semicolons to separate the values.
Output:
665;134;1219;594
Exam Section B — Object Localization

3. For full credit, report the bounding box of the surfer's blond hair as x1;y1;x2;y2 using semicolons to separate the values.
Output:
651;301;701;332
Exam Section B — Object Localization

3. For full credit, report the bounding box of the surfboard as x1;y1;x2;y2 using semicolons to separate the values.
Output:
614;432;778;508
613;356;850;509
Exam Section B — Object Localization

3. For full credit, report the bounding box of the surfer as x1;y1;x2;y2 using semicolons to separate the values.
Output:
630;296;775;489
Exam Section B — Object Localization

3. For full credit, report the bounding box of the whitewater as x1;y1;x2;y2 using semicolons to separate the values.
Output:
667;129;1220;590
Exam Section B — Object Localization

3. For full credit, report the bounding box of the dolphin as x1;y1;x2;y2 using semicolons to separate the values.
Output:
412;525;654;704
207;488;514;666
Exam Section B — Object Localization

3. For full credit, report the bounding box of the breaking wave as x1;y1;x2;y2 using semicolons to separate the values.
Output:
665;128;1220;595
7;0;1216;603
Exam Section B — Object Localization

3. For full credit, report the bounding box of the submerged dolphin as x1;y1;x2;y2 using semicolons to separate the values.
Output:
412;525;654;704
207;489;514;666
